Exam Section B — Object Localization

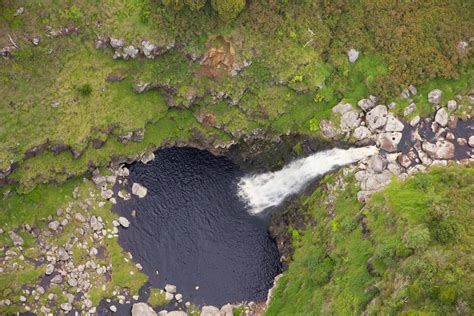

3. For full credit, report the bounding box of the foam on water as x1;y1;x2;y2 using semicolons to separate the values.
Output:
238;146;378;214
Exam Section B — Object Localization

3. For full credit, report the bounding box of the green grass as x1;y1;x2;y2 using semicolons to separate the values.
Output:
148;288;168;308
267;166;474;315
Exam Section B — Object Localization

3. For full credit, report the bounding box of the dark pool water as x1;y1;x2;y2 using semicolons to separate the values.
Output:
112;147;281;307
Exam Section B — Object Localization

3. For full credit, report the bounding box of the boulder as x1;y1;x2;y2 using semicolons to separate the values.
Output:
367;154;387;173
447;100;457;112
353;126;372;140
410;115;420;127
357;96;377;112
397;154;412;168
422;140;455;159
60;303;72;312
363;170;392;191
201;305;221;316
332;102;353;114
168;312;188;316
9;231;24;246
94;35;109;49
132;303;157;316
58;247;70;261
220;304;234;316
132;183;147;198
45;264;54;275
434;108;448;127
141;40;157;58
347;48;359;63
123;45;139;59
403;103;416;116
165;284;177;294
110;38;125;49
141;151;155;164
428;89;442;104
468;136;474;147
118;217;130;228
366;105;388;130
340;110;361;131
319;120;337;138
48;221;60;231
384;114;404;132
377;132;402;153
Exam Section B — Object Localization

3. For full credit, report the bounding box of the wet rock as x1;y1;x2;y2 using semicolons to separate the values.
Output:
132;303;157;316
220;304;234;316
165;284;177;294
410;115;420;127
332;102;353;114
123;45;139;59
397;154;412;168
434;108;448;127
384;114;404;132
110;38;125;49
468;136;474;147
340;110;361;131
448;116;458;129
366;105;388;130
110;305;117;312
132;183;147;198
447;100;457;112
201;305;220;316
377;132;402;153
118;217;130;228
403;102;416;116
367;154;387;173
428;89;442;104
353;126;372;140
141;151;155;164
320;120;337;138
9;231;24;246
347;48;359;63
165;291;174;301
357;96;377;112
422;140;455;159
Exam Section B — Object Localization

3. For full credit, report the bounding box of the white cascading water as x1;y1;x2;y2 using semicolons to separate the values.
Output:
238;146;378;215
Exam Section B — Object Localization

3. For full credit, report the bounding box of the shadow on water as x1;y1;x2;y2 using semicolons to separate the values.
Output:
111;147;281;310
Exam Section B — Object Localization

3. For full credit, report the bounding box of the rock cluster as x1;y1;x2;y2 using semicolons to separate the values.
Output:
95;35;175;60
322;89;474;202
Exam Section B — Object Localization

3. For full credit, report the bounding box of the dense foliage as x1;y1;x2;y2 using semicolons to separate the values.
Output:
267;166;474;315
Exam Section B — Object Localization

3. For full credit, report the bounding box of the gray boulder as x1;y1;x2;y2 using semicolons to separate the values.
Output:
468;136;474;147
357;96;377;112
319;120;337;139
332;102;353;114
118;217;130;228
132;303;157;316
347;48;359;63
447;100;457;112
384;114;404;132
428;89;442;104
9;231;24;246
123;45;139;59
340;110;361;131
422;140;455;159
377;132;402;153
110;38;125;49
366;105;388;130
132;183;147;198
434;108;448;127
201;306;221;316
367;154;387;173
141;40;157;58
353;126;372;140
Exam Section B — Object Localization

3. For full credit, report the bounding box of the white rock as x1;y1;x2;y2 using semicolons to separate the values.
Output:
347;48;359;63
60;303;72;311
434;108;448;127
353;126;371;140
428;89;442;104
384;114;404;132
377;132;402;153
48;221;60;231
201;305;220;316
366;105;388;130
332;102;353;114
468;136;474;147
110;38;125;49
340;110;361;131
142;40;157;58
123;45;139;59
175;293;183;301
165;291;174;301
447;100;457;112
410;115;420;127
357;96;377;112
132;183;147;198
118;217;130;228
165;284;177;294
110;305;117;312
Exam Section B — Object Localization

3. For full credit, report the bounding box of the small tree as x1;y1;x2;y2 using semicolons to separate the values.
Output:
211;0;246;20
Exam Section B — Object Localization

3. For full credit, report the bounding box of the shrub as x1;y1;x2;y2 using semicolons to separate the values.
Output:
403;225;431;251
211;0;246;20
77;84;92;97
62;5;82;21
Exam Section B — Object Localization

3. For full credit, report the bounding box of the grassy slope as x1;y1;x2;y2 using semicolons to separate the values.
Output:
267;166;474;315
0;0;473;190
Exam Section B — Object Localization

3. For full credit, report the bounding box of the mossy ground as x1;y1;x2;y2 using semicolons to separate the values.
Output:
267;166;474;315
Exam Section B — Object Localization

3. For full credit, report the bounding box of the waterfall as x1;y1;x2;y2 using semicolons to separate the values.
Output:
237;146;378;215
